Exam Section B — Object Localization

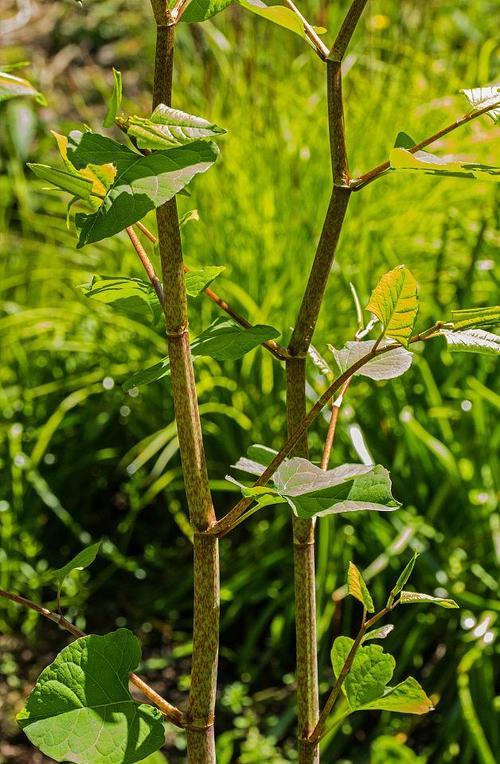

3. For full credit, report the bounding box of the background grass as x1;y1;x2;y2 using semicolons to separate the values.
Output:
0;0;499;762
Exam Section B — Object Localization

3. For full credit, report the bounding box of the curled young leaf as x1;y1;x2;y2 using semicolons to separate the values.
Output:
387;552;419;606
103;68;122;128
347;561;375;613
399;591;459;609
362;624;395;643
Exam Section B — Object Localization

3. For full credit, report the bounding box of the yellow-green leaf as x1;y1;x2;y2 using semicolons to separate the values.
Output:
390;148;500;182
347;561;375;613
366;265;418;347
399;591;459;609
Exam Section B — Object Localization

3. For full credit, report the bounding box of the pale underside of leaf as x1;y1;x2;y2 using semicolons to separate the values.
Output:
390;148;500;182
128;104;226;149
399;591;459;608
331;339;413;380
441;328;500;356
461;84;500;123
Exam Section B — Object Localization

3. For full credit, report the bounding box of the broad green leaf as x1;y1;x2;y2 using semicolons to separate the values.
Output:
331;637;395;709
124;318;279;389
388;552;419;606
181;0;233;22
48;542;101;595
84;276;160;322
347;561;375;613
441;328;500;356
27;163;93;200
361;677;433;714
185;266;225;296
450;306;500;330
461;84;500;123
103;68;122;128
137;753;168;764
18;629;165;764
127;104;226;149
67;132;220;246
393;132;416;149
51;131;115;196
366;265;418;348
272;459;400;518
399;591;459;609
247;444;278;467
362;624;394;643
390;147;500;182
0;71;46;105
331;339;413;380
238;0;305;38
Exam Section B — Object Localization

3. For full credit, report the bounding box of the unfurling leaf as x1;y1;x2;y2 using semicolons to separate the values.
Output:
399;591;459;609
347;562;375;613
27;163;93;200
127;104;226;149
67;132;220;246
441;328;500;356
450;306;500;330
331;339;413;380
331;638;432;715
362;624;394;643
390;148;500;182
387;552;419;606
185;266;225;297
230;457;400;519
0;71;46;104
46;542;101;597
181;0;233;22
461;84;500;123
17;629;165;764
103;68;122;128
366;265;418;347
124;318;280;389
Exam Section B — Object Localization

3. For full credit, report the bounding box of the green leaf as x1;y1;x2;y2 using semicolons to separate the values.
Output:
237;0;305;38
67;132;220;246
362;624;394;643
185;266;225;296
137;753;168;764
127;104;226;149
84;276;160;322
461;84;500;123
450;306;500;330
17;629;165;764
181;0;233;22
0;71;46;105
388;552;419;606
124;318;279;389
331;339;413;380
103;68;122;128
48;542;101;594
247;444;278;467
399;591;459;609
51;131;116;196
331;637;395;709
393;132;417;149
366;265;418;347
271;459;400;519
441;328;500;356
27;163;93;200
347;561;375;613
390;147;500;182
361;676;433;714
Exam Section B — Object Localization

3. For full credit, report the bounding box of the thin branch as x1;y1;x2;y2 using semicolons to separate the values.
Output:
133;223;289;361
126;227;164;305
282;0;329;60
0;587;185;728
351;100;500;191
328;0;369;62
320;378;351;470
211;327;439;537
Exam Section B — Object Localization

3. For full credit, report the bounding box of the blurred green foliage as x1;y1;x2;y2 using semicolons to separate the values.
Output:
0;0;498;762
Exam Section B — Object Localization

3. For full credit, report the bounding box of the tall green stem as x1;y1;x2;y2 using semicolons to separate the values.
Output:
150;9;219;762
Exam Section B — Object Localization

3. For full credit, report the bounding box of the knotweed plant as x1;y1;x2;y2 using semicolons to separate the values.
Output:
1;2;499;764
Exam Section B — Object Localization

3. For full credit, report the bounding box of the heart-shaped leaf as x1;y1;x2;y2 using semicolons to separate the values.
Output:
366;265;418;347
331;637;395;709
18;629;165;764
181;0;233;22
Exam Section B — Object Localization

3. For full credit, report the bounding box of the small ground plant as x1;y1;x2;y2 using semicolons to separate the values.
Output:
1;1;499;763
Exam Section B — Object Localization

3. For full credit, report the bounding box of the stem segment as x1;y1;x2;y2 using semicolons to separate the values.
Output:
150;13;219;762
